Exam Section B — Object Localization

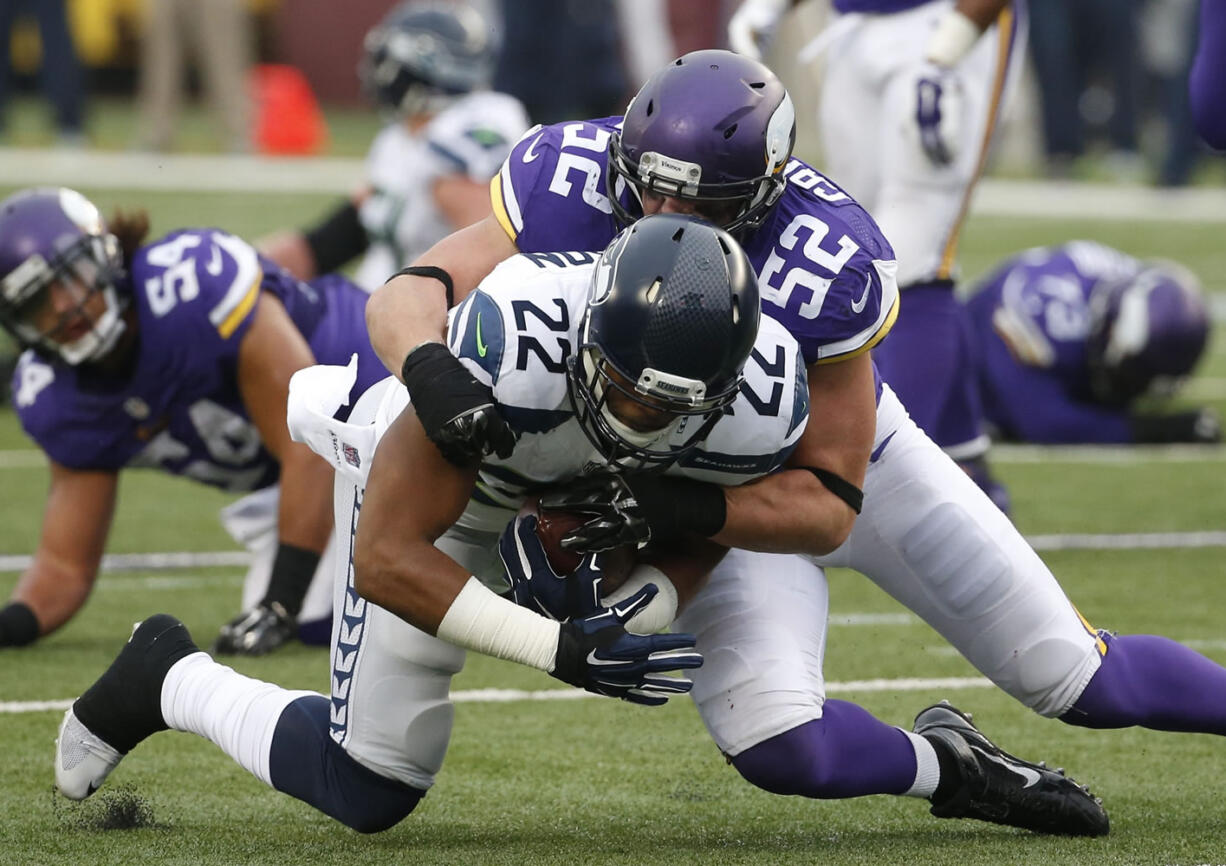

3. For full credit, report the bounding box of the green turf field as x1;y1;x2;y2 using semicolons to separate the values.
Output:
1;176;1225;865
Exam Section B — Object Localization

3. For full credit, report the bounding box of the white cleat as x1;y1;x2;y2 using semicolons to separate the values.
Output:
54;708;124;800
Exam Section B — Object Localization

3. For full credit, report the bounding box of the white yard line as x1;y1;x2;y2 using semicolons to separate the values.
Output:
0;676;995;715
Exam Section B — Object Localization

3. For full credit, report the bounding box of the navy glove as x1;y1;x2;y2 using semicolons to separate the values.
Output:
400;342;518;466
911;62;963;167
551;584;702;706
540;474;726;554
498;512;610;620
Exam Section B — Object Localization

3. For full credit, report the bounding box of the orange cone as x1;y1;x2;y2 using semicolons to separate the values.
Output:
251;64;328;155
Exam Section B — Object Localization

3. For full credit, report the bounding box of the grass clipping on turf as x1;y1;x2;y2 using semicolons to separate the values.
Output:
52;783;164;831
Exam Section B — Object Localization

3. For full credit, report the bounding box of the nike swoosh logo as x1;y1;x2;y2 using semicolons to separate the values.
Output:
476;312;488;357
981;751;1043;788
522;133;544;163
205;244;224;276
851;273;872;314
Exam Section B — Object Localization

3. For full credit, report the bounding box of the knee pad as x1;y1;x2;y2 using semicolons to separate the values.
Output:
1009;634;1103;718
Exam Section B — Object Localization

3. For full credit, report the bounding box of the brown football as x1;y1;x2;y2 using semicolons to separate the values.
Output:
525;499;637;595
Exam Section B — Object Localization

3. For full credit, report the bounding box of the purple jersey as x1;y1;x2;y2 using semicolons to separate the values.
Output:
492;118;899;374
833;0;927;13
1191;0;1226;149
964;242;1142;444
12;228;383;491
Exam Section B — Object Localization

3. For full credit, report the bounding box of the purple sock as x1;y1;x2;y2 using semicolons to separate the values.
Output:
1063;633;1226;733
731;699;918;799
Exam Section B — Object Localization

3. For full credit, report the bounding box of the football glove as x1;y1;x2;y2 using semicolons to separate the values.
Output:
551;584;702;706
909;61;964;167
212;602;295;656
400;342;518;466
727;0;788;61
540;473;726;554
498;512;610;621
1131;408;1222;444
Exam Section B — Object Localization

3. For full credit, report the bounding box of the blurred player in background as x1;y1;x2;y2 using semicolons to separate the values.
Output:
260;0;529;291
1190;0;1226;149
965;241;1219;445
729;0;1025;510
0;187;385;653
49;216;787;832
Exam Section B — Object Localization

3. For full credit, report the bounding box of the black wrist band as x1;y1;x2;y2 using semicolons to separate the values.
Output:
387;265;455;307
0;601;39;646
304;200;368;274
400;341;459;391
260;543;322;617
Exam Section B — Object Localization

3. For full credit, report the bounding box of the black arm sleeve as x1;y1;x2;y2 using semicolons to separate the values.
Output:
303;200;369;275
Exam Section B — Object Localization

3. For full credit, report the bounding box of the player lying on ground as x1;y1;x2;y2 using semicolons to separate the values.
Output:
52;215;795;832
0;188;385;654
363;50;1226;836
964;240;1218;445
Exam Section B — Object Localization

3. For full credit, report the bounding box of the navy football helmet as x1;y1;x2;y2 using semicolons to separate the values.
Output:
1086;261;1210;405
608;49;796;234
358;0;499;119
569;213;761;470
0;187;126;365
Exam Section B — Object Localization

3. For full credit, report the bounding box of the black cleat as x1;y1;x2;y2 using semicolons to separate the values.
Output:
914;701;1110;837
212;602;296;656
55;614;200;799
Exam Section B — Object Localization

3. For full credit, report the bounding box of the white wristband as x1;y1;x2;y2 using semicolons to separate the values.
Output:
436;577;560;672
600;565;678;636
925;9;981;68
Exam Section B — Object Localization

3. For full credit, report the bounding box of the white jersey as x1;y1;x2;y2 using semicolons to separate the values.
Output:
353;91;531;290
357;251;809;534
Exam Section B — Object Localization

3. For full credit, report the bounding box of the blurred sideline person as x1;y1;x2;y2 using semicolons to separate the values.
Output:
1190;0;1226;149
730;0;1025;510
47;216;790;832
136;0;253;153
0;188;385;654
965;241;1218;445
261;0;529;291
0;0;86;145
366;51;1226;835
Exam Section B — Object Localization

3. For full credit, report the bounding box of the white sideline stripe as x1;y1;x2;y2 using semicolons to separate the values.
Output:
0;148;1224;221
4;529;1226;575
0;676;995;715
3;443;1223;472
992;443;1226;463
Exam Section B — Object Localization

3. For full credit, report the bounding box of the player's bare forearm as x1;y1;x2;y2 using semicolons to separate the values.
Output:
274;444;335;554
954;0;1011;30
12;463;117;636
366;214;518;379
641;536;728;609
352;407;480;633
717;353;874;556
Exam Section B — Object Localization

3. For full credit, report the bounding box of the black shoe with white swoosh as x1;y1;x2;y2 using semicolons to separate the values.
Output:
914;701;1110;836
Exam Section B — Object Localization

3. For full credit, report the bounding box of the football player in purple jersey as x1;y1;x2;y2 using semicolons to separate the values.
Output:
1190;0;1226;149
965;241;1218;445
0;187;385;654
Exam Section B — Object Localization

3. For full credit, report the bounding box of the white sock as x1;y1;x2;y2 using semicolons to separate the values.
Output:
160;652;317;786
902;729;941;798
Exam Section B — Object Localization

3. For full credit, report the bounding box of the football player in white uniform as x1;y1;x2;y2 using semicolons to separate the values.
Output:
729;0;1024;508
261;0;530;291
54;215;810;831
361;52;1226;837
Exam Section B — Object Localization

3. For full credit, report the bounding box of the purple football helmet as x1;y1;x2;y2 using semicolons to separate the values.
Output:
1086;261;1210;405
358;0;499;120
0;187;126;365
608;49;796;234
569;213;760;471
